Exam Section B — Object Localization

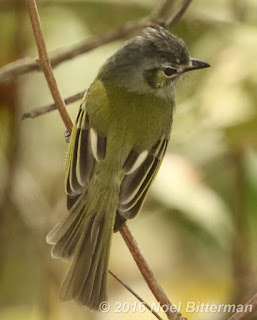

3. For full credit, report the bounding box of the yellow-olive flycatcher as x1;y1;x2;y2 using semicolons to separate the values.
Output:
47;25;209;309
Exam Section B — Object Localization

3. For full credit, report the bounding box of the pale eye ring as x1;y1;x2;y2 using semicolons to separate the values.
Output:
163;67;177;77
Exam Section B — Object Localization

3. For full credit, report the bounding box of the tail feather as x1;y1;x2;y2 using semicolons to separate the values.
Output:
59;216;96;301
47;185;117;309
46;197;84;245
51;207;87;260
75;219;108;306
88;249;107;306
59;211;113;309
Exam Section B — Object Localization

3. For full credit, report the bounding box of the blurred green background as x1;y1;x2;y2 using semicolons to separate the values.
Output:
0;0;257;319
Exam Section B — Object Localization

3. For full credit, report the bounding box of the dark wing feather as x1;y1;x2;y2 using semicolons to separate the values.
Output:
114;138;168;231
65;104;107;210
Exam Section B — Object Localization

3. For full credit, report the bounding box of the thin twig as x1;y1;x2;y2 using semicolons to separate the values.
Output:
109;270;164;320
0;0;192;84
165;0;192;27
151;0;176;23
0;21;147;84
120;224;184;320
22;89;86;119
25;0;73;133
227;293;257;320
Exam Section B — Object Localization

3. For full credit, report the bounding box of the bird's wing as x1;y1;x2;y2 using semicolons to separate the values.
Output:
65;101;107;210
115;138;168;231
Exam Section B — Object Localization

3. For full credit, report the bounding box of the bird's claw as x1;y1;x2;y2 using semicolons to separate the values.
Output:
64;130;70;143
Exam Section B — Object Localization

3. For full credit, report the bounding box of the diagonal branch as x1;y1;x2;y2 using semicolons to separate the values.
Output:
120;225;184;320
25;0;73;133
227;293;257;320
165;0;192;27
109;270;164;320
21;89;86;120
151;0;176;23
0;0;192;84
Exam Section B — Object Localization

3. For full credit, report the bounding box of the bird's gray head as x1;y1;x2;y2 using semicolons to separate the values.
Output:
98;25;209;99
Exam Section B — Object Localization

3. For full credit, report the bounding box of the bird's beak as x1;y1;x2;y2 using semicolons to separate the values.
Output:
183;58;210;73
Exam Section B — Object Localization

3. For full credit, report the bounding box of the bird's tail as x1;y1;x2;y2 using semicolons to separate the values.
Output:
46;182;118;309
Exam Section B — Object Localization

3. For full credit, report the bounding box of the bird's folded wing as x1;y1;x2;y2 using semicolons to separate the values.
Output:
64;103;107;210
117;138;168;221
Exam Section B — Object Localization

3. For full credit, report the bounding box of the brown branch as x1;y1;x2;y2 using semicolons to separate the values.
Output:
25;0;73;133
227;293;257;320
0;0;192;84
151;0;176;23
22;89;86;120
109;270;164;320
120;225;184;320
165;0;192;27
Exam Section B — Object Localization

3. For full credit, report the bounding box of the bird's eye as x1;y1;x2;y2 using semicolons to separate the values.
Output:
163;67;177;77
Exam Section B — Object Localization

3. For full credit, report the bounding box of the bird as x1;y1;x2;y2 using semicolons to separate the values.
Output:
46;25;209;310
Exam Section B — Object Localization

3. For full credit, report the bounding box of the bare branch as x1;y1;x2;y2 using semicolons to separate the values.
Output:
165;0;192;27
109;270;164;320
22;89;86;119
25;0;73;133
120;224;185;320
227;293;257;320
0;0;192;84
0;20;147;84
151;0;176;23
